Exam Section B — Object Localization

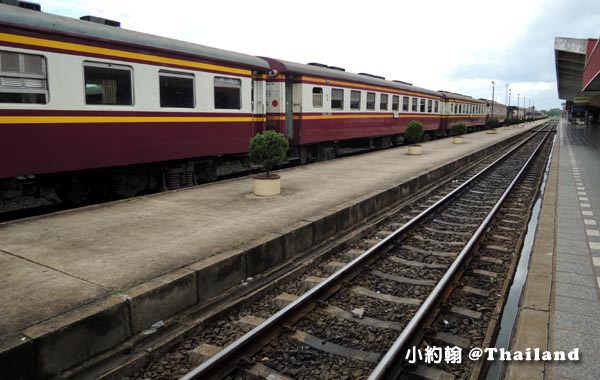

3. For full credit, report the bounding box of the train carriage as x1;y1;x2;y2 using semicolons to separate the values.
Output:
0;4;272;201
439;91;487;133
261;58;443;162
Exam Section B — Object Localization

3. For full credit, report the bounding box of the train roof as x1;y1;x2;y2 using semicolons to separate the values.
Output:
0;4;271;71
438;91;486;103
262;57;442;97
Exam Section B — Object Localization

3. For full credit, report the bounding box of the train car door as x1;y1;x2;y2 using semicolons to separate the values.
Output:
285;77;294;139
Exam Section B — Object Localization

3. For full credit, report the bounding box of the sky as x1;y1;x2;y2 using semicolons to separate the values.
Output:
41;0;600;111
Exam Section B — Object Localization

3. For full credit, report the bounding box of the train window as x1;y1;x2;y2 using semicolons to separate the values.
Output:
350;90;361;110
434;100;439;113
420;99;425;113
0;51;48;104
402;96;409;112
411;97;418;112
427;99;432;113
159;70;194;108
214;76;241;109
366;92;375;110
392;95;399;111
458;104;462;114
84;62;132;105
312;87;323;108
331;88;344;109
380;94;388;110
451;103;455;114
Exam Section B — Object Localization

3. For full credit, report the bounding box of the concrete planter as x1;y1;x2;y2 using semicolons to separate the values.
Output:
407;145;423;155
453;136;464;144
487;129;498;134
253;174;281;196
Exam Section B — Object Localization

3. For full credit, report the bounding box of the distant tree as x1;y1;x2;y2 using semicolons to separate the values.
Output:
547;108;562;117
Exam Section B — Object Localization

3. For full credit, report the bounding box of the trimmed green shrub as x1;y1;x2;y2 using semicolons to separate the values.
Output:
405;121;424;144
249;130;289;177
487;118;499;129
451;123;467;136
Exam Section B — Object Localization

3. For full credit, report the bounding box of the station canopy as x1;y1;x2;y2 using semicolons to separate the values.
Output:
555;37;600;107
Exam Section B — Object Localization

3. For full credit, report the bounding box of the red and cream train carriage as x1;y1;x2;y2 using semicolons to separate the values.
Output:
0;4;271;201
261;58;443;162
0;3;513;204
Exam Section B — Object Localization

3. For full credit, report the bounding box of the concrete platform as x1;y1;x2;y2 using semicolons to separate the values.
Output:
508;119;600;380
0;122;543;378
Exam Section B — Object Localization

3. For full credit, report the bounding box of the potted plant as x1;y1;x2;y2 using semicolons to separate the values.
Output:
451;123;467;144
249;130;289;196
486;118;499;134
405;120;424;155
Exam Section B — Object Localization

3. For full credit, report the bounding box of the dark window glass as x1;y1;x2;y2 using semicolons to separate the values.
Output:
392;95;399;111
412;97;418;112
350;90;361;110
366;92;375;110
380;93;388;110
331;88;344;109
160;71;194;108
402;96;409;111
214;76;241;109
84;64;132;105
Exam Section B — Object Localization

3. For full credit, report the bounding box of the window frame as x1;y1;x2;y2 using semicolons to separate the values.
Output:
158;70;195;109
312;87;323;108
331;88;344;110
366;91;376;110
0;50;49;104
420;98;426;113
83;61;134;106
411;97;418;112
214;76;242;110
380;93;388;111
392;95;399;111
427;99;432;113
350;90;361;110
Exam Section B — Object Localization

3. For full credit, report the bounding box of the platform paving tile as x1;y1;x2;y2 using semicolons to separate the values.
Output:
556;240;590;255
553;309;600;334
555;282;598;302
549;355;600;380
556;253;592;264
554;328;600;355
556;260;594;275
554;294;600;314
556;271;597;286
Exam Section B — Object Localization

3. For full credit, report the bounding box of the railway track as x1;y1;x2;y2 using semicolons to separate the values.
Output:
139;122;555;380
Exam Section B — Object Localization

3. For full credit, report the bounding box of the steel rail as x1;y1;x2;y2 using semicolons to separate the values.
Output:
180;123;552;380
368;124;554;379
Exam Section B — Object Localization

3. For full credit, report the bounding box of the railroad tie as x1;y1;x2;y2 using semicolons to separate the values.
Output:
244;363;294;380
289;330;381;363
388;256;448;269
323;261;346;274
406;366;455;380
322;305;403;330
426;331;471;349
274;293;299;309
342;249;365;261
188;343;223;366
351;286;421;306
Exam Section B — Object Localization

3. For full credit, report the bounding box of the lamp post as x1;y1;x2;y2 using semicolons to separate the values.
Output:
523;96;526;120
491;81;496;120
517;93;520;119
508;88;512;118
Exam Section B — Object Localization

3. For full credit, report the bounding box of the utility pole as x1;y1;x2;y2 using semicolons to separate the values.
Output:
517;93;520;118
491;81;496;120
508;88;512;118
